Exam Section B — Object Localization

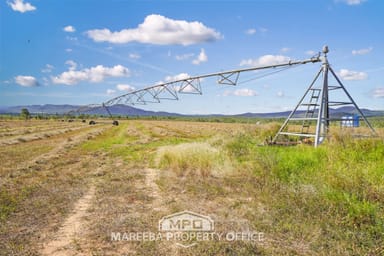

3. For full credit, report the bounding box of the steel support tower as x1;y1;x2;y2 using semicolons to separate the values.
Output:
272;46;376;147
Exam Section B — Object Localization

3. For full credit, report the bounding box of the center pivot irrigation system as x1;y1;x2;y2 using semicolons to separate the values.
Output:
74;46;376;147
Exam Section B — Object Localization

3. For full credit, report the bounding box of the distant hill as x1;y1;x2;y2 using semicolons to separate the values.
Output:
0;104;182;117
0;104;79;115
0;104;383;118
234;106;384;118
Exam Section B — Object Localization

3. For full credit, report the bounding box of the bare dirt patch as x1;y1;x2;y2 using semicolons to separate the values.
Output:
40;186;96;256
144;168;163;211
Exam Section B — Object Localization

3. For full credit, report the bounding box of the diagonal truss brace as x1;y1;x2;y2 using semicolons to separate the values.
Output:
178;78;202;94
135;89;161;104
153;84;179;100
217;72;240;85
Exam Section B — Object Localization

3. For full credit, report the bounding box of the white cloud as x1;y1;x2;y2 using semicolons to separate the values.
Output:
192;48;208;65
7;0;36;13
280;47;291;53
336;0;366;5
107;89;116;95
372;88;384;98
263;84;270;89
240;54;291;67
165;73;191;82
66;36;78;41
338;69;368;80
352;47;372;55
245;28;256;35
259;27;268;33
65;60;77;71
14;75;39;87
129;53;141;59
277;90;284;97
63;25;76;33
65;48;73;53
224;88;258;97
155;80;165;86
41;64;54;73
42;77;50;86
175;53;194;61
86;14;222;45
51;64;130;85
116;84;135;92
305;50;317;56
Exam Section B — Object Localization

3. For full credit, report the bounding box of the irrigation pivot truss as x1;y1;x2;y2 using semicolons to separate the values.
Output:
74;46;376;147
103;56;321;107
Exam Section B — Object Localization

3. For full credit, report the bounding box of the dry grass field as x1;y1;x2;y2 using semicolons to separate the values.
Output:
0;119;383;255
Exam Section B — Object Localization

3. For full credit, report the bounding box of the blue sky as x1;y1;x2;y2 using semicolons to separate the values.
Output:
1;0;383;114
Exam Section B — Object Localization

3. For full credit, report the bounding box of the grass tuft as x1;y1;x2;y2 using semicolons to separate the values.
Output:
156;142;232;177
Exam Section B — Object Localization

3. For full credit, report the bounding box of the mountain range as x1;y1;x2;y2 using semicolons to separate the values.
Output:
0;104;383;118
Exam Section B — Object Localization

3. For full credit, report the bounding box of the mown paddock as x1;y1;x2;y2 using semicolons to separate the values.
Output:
0;118;383;255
